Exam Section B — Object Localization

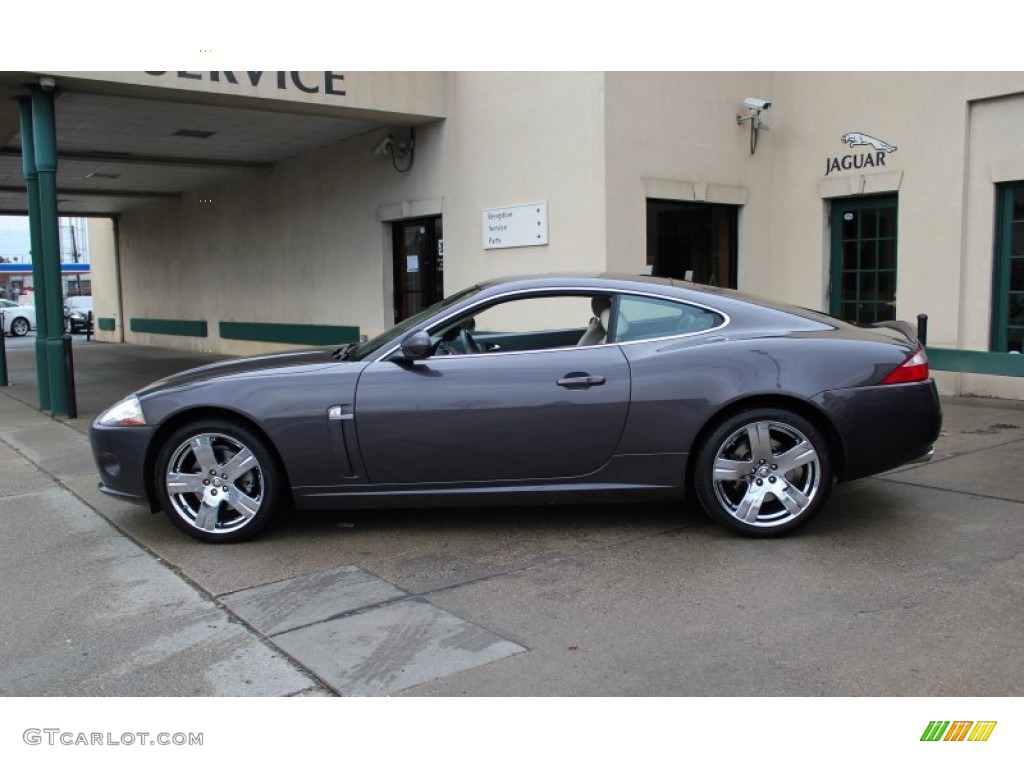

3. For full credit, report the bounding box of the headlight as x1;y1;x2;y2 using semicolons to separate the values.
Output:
96;395;147;427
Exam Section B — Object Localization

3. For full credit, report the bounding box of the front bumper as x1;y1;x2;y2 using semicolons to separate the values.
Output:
97;482;148;505
90;422;157;507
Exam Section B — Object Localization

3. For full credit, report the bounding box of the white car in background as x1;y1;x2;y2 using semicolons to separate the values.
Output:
1;300;36;337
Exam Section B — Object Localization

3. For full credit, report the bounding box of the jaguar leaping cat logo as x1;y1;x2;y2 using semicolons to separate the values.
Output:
841;132;897;153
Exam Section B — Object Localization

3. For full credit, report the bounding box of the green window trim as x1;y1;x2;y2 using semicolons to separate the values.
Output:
927;347;1024;377
130;318;208;337
219;321;359;346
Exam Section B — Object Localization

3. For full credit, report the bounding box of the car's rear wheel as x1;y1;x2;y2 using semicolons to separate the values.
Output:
10;316;29;337
154;419;283;543
693;408;832;537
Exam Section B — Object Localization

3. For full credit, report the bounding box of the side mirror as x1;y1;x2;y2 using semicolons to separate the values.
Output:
400;330;433;360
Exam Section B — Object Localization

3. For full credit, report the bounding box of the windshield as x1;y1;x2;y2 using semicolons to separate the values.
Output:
348;285;483;361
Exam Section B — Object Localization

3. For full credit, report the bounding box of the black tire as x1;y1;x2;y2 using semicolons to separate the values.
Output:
153;419;284;543
10;316;29;337
693;407;833;538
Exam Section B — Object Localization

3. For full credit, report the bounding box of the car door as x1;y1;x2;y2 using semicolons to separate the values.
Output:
353;292;631;485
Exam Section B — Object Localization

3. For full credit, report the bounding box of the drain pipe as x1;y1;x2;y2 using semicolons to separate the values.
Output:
112;216;125;343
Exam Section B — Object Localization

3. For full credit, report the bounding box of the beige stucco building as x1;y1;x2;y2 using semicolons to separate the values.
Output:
2;71;1023;396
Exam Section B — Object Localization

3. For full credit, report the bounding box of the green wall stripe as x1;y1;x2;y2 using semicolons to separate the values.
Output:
130;318;208;337
927;347;1024;377
97;317;116;331
219;321;359;346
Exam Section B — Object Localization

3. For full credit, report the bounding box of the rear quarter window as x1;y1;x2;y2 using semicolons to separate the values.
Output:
615;294;724;342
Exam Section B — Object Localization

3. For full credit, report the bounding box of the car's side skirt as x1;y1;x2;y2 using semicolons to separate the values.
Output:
292;453;688;510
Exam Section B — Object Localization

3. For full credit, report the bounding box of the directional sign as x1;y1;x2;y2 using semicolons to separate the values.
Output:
482;202;549;250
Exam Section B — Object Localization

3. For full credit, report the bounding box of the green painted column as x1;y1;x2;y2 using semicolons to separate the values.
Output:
19;98;51;410
31;85;70;416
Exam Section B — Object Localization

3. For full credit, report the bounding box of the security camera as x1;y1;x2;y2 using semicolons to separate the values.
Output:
372;135;394;156
742;97;771;111
39;76;56;92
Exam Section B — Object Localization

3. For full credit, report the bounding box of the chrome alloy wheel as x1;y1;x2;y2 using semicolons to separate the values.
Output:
710;420;822;529
10;316;29;336
164;432;265;535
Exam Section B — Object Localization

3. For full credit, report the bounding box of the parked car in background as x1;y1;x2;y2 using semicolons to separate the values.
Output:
64;296;93;333
1;302;36;337
90;273;942;543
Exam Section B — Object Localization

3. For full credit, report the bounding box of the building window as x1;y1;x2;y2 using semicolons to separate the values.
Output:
992;184;1024;353
646;200;738;288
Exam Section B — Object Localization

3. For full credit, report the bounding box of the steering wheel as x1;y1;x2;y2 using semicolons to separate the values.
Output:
459;327;482;354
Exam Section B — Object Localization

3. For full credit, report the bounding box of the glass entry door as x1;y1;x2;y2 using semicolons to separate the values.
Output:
830;196;898;323
392;216;443;322
991;184;1024;353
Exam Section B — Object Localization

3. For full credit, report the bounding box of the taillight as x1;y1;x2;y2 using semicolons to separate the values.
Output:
881;348;929;384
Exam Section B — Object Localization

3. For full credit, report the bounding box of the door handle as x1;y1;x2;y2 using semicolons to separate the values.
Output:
557;374;606;389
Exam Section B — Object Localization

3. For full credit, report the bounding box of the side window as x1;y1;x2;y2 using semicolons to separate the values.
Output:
430;294;613;354
614;295;723;343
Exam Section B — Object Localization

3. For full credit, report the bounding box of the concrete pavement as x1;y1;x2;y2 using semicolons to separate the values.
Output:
1;337;1023;696
0;391;325;696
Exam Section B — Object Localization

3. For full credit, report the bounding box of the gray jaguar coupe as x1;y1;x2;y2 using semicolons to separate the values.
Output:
91;274;941;542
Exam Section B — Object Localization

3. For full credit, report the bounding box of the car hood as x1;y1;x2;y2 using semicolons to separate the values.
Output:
137;347;347;397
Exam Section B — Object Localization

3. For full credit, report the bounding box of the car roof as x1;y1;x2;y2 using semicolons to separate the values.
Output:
471;273;823;316
475;272;673;289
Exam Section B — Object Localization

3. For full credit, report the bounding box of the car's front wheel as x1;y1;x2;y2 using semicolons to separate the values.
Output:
10;316;29;337
154;419;284;543
693;408;833;537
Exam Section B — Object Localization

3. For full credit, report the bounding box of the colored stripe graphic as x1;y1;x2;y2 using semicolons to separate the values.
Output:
921;721;996;742
968;722;997;742
944;721;973;741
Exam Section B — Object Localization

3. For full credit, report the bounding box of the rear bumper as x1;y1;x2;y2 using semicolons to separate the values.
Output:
906;446;935;465
813;379;942;482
